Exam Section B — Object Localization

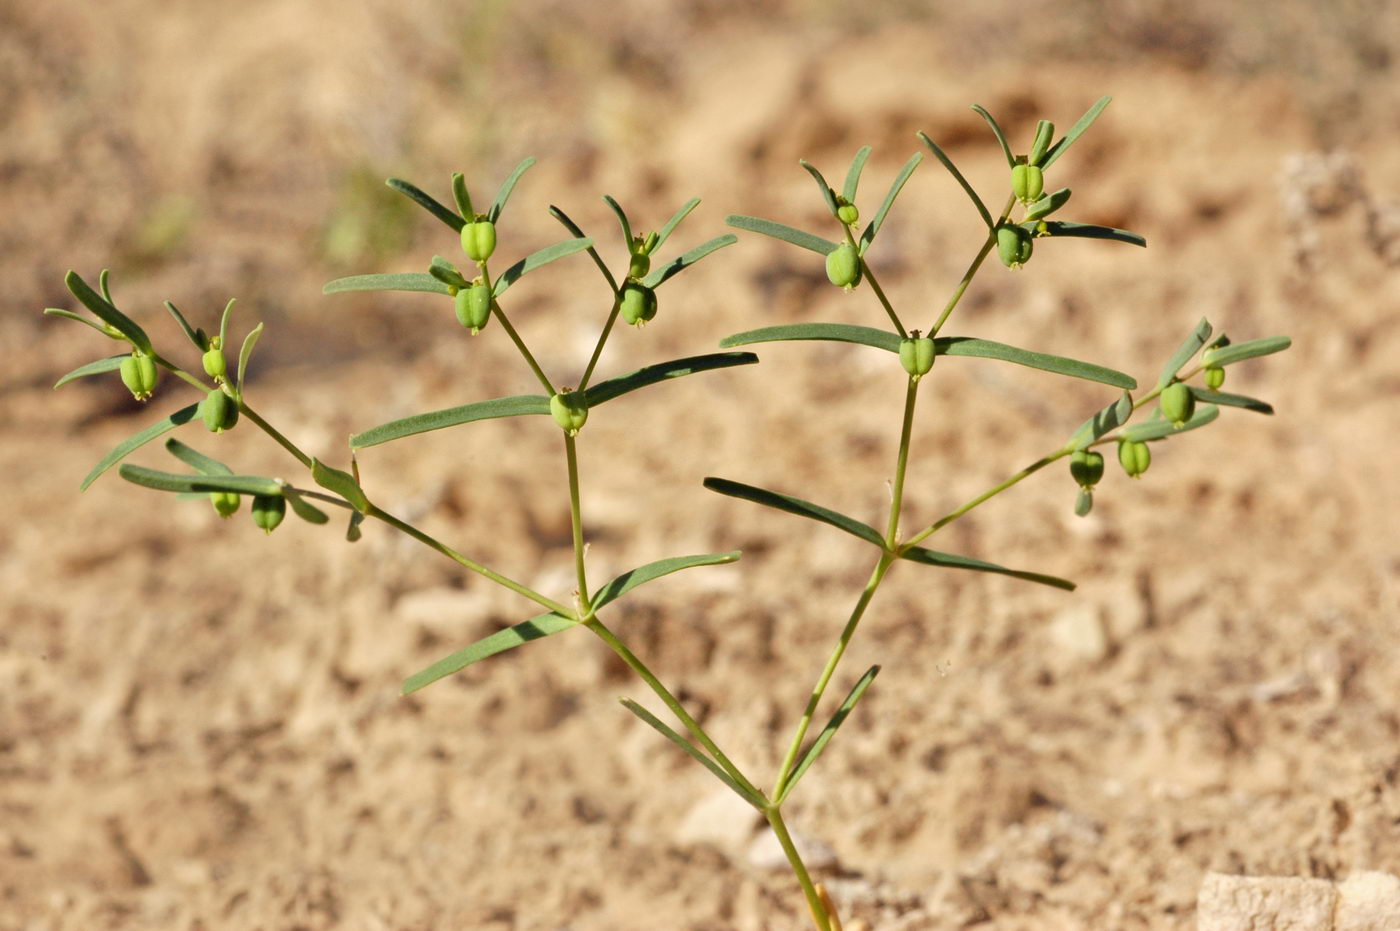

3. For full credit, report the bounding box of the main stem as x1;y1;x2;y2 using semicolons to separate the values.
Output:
929;194;1017;336
563;433;590;609
767;807;832;931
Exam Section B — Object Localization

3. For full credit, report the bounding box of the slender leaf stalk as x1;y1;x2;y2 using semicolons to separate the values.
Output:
766;806;833;931
578;294;622;390
480;259;554;394
901;451;1063;551
845;226;905;337
929;194;1016;336
241;403;314;469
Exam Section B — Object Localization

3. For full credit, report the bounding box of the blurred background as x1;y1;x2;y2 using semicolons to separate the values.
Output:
3;1;1398;928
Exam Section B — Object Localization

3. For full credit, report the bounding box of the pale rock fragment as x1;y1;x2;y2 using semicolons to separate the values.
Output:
1335;871;1400;931
1048;603;1111;665
747;827;838;872
1197;872;1337;931
674;787;762;851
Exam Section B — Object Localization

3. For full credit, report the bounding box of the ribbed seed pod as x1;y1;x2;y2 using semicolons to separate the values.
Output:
1204;365;1225;390
549;390;589;436
825;242;862;290
1011;164;1044;204
619;281;658;325
1118;440;1151;478
120;354;158;401
461;217;497;262
455;282;493;334
996;224;1034;268
1069;449;1105;489
202;387;239;433
251;495;286;534
210;491;240;519
899;337;935;378
836;200;859;225
202;346;227;381
1160;382;1196;426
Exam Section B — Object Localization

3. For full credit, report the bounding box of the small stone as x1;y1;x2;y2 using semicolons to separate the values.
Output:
1336;871;1400;931
1048;604;1110;665
675;787;761;852
1197;872;1337;931
746;827;838;872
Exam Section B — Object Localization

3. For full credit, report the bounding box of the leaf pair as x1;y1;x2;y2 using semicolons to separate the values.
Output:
387;157;536;233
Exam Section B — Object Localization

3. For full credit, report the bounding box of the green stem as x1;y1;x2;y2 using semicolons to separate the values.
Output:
846;226;905;337
901;450;1065;551
150;353;213;394
564;433;590;609
885;377;920;547
492;302;555;395
929;193;1017;336
578;296;621;391
585;618;765;801
766;807;833;931
368;504;575;618
240;403;314;469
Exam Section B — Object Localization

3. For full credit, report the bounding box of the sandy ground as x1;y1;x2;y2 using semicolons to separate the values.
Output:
3;2;1400;928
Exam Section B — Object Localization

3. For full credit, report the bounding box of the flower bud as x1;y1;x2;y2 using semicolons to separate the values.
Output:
619;281;658;325
460;216;497;263
202;387;239;433
119;353;158;401
251;495;286;534
549;389;589;436
825;242;862;290
210;491;240;519
1011;164;1044;204
1069;449;1105;489
1118;439;1151;478
455;281;493;334
899;336;935;378
996;224;1033;268
1204;365;1225;390
1160;381;1195;426
202;346;227;381
836;199;859;225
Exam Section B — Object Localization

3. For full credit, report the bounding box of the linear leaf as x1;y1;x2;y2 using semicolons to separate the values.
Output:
971;104;1016;167
44;308;118;336
492;237;593;298
900;546;1076;591
81;401;201;490
859;152;922;254
654;197;700;252
548;205;618;291
1202;335;1292;368
917;133;993;229
119;465;283;497
703;478;885;548
236;322;264;389
386;178;464;232
841;146;872;203
218;298;235;354
725;215;838;255
65;271;152;354
163;301;206;350
603;195;633;244
1041;96;1112;170
1157;317;1213;388
1067;391;1134;450
799;160;840;216
1188;387;1274;415
1024;187;1072;222
488;157;536;223
1120;404;1219;442
936;337;1137;389
401;612;577;695
719;323;901;354
583;352;758;407
592;552;741;611
312;459;369;513
322;272;453;296
164;438;233;475
53;355;126;389
284;489;330;525
350;394;550;449
640;235;737;289
619;699;765;808
450;172;473;218
1038;221;1146;248
779;665;880;804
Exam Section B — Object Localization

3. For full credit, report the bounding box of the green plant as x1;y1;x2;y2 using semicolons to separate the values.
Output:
48;98;1289;930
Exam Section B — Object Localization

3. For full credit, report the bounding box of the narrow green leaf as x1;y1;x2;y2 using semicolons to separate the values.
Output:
53;355;126;389
492;237;593;298
402;612;577;695
592;552;741;611
1041;96;1112;170
1067;391;1134;450
1202;335;1292;368
703;477;885;548
859;152;922;254
935;337;1137;389
1188;387;1274;415
916;133;994;229
841;146;872;203
720;323;901;354
351;394;551;449
312;459;369;513
653;197;701;252
1120;404;1219;442
217;298;235;354
284;489;330;525
970;105;1016;167
1038;221;1146;248
65;270;152;354
603;195;633;245
236;322;264;390
163;301;206;350
900;546;1076;591
639;235;737;289
799;160;840;216
450;172;474;219
81;402;201;490
487;157;536;223
323;272;453;296
99;268;114;305
1157;317;1213;388
164;438;232;475
778;665;880;804
44;308;117;337
726;215;838;255
583;352;759;407
548;205;618;292
619;699;765;808
386;178;464;232
118;465;284;497
1024;187;1072;222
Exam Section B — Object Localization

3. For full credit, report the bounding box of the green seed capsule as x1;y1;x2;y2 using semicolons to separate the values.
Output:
825;242;862;290
1118;440;1151;478
251;495;286;534
899;336;935;378
210;491;240;519
460;216;497;262
836;201;859;225
119;354;158;401
996;224;1034;268
549;389;589;436
628;252;651;279
1069;449;1105;489
1011;164;1044;204
202;346;227;381
1029;120;1055;166
1160;381;1195;426
1204;365;1225;390
202;387;239;433
455;281;493;334
1074;487;1094;517
619;281;658;325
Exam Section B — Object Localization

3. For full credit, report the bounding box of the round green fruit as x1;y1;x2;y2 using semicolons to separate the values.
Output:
461;217;497;262
1118;440;1151;478
1160;381;1195;426
455;282;493;333
251;495;286;534
899;336;935;378
1204;365;1225;390
825;242;862;290
1012;164;1044;204
202;387;238;433
619;281;658;325
210;491;240;519
1069;449;1105;489
549;390;589;436
120;353;158;401
996;224;1033;268
836;201;859;225
202;346;227;380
